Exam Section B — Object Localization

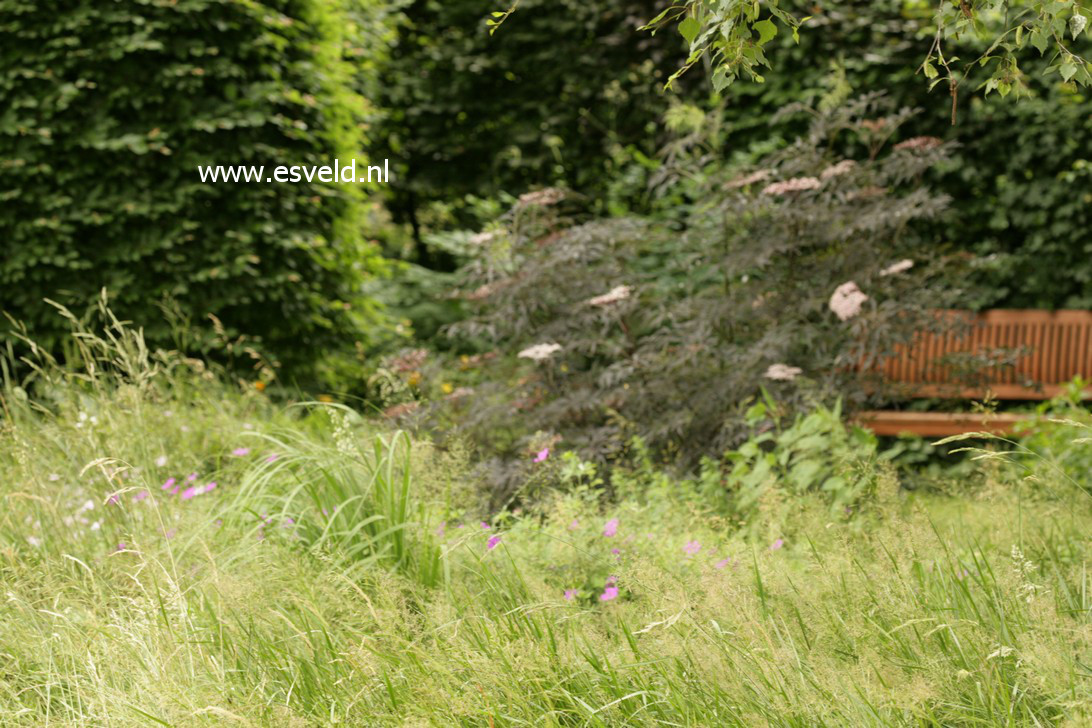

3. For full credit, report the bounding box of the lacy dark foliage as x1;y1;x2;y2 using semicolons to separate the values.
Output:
448;98;969;479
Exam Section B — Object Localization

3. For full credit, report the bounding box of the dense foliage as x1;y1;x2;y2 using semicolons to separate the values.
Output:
370;0;692;251
645;0;1092;94
381;1;1092;312
0;0;387;382
442;98;968;477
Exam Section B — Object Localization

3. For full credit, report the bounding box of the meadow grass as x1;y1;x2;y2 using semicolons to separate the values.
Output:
0;322;1089;726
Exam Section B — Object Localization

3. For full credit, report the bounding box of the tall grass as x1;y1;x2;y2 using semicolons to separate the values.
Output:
0;311;1089;725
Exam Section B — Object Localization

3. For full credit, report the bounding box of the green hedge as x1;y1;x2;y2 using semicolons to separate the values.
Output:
0;0;385;381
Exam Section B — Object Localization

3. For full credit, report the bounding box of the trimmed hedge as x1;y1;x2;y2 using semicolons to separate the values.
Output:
0;0;384;380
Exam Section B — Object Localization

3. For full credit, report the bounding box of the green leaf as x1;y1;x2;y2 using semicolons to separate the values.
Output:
1030;29;1050;54
754;19;778;46
679;17;701;46
1060;61;1077;82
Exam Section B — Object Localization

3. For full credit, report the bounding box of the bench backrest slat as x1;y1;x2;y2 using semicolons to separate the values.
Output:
878;309;1092;399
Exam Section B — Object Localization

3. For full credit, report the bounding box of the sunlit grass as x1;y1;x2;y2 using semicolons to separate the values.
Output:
1;317;1089;725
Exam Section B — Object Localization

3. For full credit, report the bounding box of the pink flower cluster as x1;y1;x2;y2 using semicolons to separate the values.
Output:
762;177;821;196
829;281;869;321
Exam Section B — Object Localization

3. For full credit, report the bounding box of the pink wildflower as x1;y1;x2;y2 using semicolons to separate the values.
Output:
603;518;618;537
480;521;491;530
533;447;550;463
436;521;447;537
266;453;280;463
715;557;733;569
568;518;579;531
132;489;149;502
564;589;577;601
161;477;176;491
163;528;176;540
180;486;198;500
487;535;502;550
204;481;217;492
186;473;198;482
232;447;250;457
599;586;619;602
683;540;702;556
770;538;785;551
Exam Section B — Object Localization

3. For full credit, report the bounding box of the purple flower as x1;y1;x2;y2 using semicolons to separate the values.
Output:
683;540;701;556
487;535;502;550
204;481;217;492
116;542;126;551
611;548;620;555
603;518;618;538
770;538;784;551
132;490;149;502
715;557;733;570
169;485;179;495
186;473;198;482
180;486;198;500
161;477;176;491
599;586;619;602
564;589;577;601
106;494;121;506
480;521;491;530
163;528;176;540
266;453;279;463
232;447;250;457
533;447;550;463
568;519;579;531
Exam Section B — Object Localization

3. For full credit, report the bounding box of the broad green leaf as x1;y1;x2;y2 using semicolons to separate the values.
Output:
754;19;778;46
679;17;701;46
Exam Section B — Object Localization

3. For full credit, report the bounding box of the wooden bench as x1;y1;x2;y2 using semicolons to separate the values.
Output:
856;309;1092;436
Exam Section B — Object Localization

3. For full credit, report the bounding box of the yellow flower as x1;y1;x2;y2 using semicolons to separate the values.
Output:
254;380;266;392
441;382;454;394
407;371;422;388
318;394;334;403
